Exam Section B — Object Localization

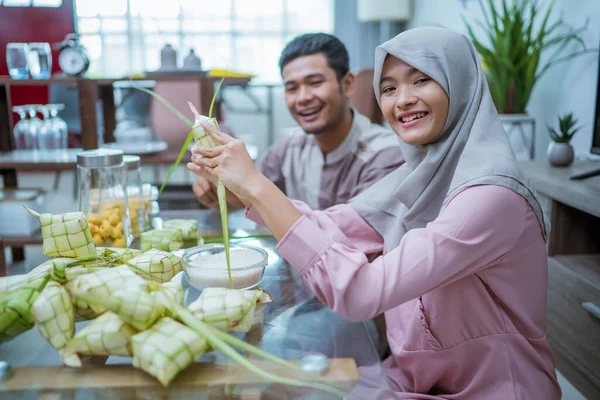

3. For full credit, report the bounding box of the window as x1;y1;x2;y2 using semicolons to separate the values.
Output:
0;0;63;6
75;0;334;83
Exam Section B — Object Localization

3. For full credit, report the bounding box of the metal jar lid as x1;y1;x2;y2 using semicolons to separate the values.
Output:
77;149;123;168
123;155;141;170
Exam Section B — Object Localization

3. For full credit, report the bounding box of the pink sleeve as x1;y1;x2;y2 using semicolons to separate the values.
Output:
276;185;528;322
246;201;384;255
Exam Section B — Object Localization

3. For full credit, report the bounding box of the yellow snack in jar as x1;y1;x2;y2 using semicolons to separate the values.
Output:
87;213;102;225
113;237;126;248
111;225;123;240
108;213;121;226
93;234;104;246
99;221;113;239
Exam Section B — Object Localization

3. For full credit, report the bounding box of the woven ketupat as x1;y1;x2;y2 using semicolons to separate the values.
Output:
0;276;49;343
188;287;273;333
62;311;138;367
99;247;143;264
31;281;75;352
140;229;183;252
26;208;97;258
132;317;208;386
65;265;146;320
126;249;183;283
106;285;165;331
162;219;199;240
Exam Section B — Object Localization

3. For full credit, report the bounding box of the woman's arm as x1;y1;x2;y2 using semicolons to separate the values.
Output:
276;185;529;322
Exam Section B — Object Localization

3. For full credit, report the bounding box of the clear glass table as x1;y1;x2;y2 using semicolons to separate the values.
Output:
0;209;396;399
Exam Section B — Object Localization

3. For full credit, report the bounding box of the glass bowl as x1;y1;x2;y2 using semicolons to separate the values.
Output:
181;243;268;290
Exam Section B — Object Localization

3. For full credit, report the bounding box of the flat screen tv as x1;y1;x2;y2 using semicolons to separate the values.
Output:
570;35;600;179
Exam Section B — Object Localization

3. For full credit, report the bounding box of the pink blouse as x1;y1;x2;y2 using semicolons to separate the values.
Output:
247;185;561;399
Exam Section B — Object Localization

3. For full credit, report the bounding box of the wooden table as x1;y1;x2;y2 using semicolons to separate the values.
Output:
0;74;251;188
520;159;600;399
0;209;394;399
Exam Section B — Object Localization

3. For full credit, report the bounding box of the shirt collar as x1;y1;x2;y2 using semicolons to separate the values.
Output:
324;108;369;165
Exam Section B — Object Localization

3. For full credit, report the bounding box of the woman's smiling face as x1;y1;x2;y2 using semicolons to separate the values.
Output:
379;56;449;146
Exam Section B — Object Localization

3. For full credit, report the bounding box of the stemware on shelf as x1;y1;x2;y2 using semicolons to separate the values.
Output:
47;104;68;149
24;105;43;150
37;105;57;150
11;106;33;149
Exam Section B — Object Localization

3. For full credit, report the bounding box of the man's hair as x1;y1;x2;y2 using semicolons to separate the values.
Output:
279;33;350;82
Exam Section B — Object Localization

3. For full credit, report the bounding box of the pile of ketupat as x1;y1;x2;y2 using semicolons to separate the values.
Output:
0;208;344;396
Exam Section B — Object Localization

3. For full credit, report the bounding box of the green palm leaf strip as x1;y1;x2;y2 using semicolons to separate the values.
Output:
133;76;232;288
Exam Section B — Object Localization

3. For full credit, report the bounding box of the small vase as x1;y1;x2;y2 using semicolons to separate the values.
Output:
160;44;178;70
182;49;202;71
547;142;574;167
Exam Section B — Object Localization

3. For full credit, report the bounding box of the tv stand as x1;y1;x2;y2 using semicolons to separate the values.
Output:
520;160;600;399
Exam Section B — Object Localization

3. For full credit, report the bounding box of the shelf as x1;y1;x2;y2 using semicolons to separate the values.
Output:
0;74;252;86
0;148;193;169
520;159;600;219
550;254;600;284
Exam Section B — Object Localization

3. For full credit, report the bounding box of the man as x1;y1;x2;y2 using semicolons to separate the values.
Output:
192;32;404;210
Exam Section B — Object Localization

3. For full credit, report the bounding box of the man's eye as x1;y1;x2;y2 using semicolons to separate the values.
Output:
310;80;323;86
286;86;297;93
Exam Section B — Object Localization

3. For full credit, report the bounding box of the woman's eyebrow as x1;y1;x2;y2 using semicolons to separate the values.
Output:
380;76;394;85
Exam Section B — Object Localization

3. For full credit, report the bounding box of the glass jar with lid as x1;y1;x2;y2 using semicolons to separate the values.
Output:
77;149;132;248
123;155;149;238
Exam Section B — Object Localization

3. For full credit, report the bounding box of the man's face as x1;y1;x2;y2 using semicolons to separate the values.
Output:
282;53;352;135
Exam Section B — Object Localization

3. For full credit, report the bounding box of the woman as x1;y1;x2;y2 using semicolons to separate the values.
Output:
187;27;561;399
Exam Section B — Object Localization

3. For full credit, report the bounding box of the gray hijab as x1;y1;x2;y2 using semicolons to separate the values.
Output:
349;27;549;252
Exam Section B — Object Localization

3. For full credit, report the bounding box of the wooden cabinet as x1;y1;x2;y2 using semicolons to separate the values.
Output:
521;160;600;399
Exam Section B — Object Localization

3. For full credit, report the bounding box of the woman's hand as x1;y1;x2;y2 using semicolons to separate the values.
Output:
188;122;303;240
186;122;268;205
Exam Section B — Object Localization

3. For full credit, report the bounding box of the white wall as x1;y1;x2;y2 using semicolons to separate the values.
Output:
407;0;600;159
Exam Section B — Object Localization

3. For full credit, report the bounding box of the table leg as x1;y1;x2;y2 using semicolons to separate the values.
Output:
78;79;99;150
99;84;116;144
0;84;14;152
12;246;24;263
200;77;217;118
1;169;18;188
0;84;18;188
0;237;6;277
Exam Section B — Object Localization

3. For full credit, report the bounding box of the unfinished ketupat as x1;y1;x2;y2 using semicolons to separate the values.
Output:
188;101;233;288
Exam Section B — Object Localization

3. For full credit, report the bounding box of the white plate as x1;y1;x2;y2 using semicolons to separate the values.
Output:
102;141;168;155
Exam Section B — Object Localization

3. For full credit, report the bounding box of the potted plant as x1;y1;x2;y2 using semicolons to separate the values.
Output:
463;0;593;159
546;112;579;167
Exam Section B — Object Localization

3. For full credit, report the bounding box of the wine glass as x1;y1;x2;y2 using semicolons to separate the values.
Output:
11;106;33;149
47;104;68;149
24;105;43;150
37;105;57;150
